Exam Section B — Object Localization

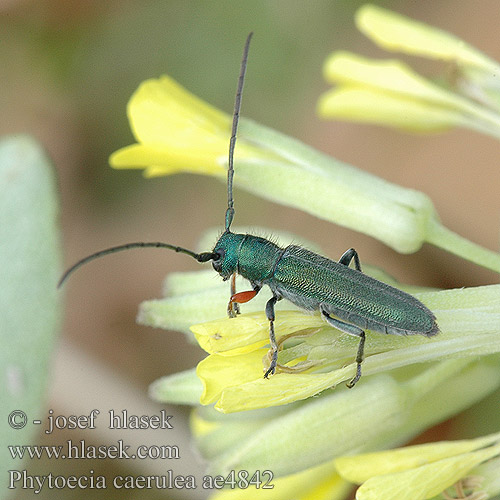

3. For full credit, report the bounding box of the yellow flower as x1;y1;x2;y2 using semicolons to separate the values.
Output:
151;356;500;482
319;51;471;133
318;4;500;140
145;234;500;478
108;73;500;272
355;4;498;72
109;75;261;177
335;432;500;500
196;446;350;500
146;275;500;413
207;468;349;500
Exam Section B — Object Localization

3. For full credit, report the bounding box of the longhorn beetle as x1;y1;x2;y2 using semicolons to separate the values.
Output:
59;33;439;387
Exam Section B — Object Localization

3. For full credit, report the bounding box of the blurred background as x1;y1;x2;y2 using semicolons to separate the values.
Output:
2;0;499;498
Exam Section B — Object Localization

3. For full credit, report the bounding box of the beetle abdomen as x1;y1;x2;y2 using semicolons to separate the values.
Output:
271;245;438;337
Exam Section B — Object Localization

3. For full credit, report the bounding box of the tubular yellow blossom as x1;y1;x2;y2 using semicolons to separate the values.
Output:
318;51;500;139
109;72;500;271
204;452;349;500
335;432;500;500
319;51;473;132
335;433;500;483
197;351;264;405
323;52;467;108
109;75;260;176
147;280;500;413
191;312;322;355
315;5;500;272
210;468;350;500
319;4;500;142
191;314;272;355
318;86;465;132
355;4;500;73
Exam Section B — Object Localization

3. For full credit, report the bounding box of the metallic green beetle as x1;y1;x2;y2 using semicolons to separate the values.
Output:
60;33;439;387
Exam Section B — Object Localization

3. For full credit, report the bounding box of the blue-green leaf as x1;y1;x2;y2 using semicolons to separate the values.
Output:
0;135;62;491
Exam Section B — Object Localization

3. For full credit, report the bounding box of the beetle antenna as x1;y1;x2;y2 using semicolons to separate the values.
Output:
58;242;217;288
225;32;253;232
60;37;253;288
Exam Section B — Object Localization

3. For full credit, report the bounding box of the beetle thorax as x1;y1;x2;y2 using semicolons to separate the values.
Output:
212;231;283;283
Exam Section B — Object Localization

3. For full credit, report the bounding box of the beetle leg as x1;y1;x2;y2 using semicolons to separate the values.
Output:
338;248;362;272
227;282;262;318
321;307;366;388
264;294;281;378
228;273;240;317
263;328;321;374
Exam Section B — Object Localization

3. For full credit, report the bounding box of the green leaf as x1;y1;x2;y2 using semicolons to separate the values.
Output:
0;135;62;490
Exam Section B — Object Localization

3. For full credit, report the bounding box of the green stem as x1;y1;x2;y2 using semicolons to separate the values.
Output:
403;358;472;401
427;218;500;273
456;94;500;140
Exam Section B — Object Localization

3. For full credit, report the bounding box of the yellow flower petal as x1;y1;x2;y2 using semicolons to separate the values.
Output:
318;87;465;132
356;442;500;500
336;432;500;483
208;460;349;500
323;51;469;111
109;75;261;177
215;367;354;413
300;471;352;500
128;76;230;144
191;314;270;355
189;409;219;438
356;4;500;73
197;350;264;405
110;143;224;175
191;311;324;355
321;50;500;141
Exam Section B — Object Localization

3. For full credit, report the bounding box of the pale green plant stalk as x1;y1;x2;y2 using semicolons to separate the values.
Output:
110;74;500;273
238;118;500;271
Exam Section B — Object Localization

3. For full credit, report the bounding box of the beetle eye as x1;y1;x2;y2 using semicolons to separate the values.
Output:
211;250;224;273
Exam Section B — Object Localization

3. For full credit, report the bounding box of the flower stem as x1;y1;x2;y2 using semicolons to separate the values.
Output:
427;218;500;273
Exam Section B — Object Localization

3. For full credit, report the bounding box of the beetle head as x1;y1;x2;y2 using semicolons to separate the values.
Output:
212;231;245;280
